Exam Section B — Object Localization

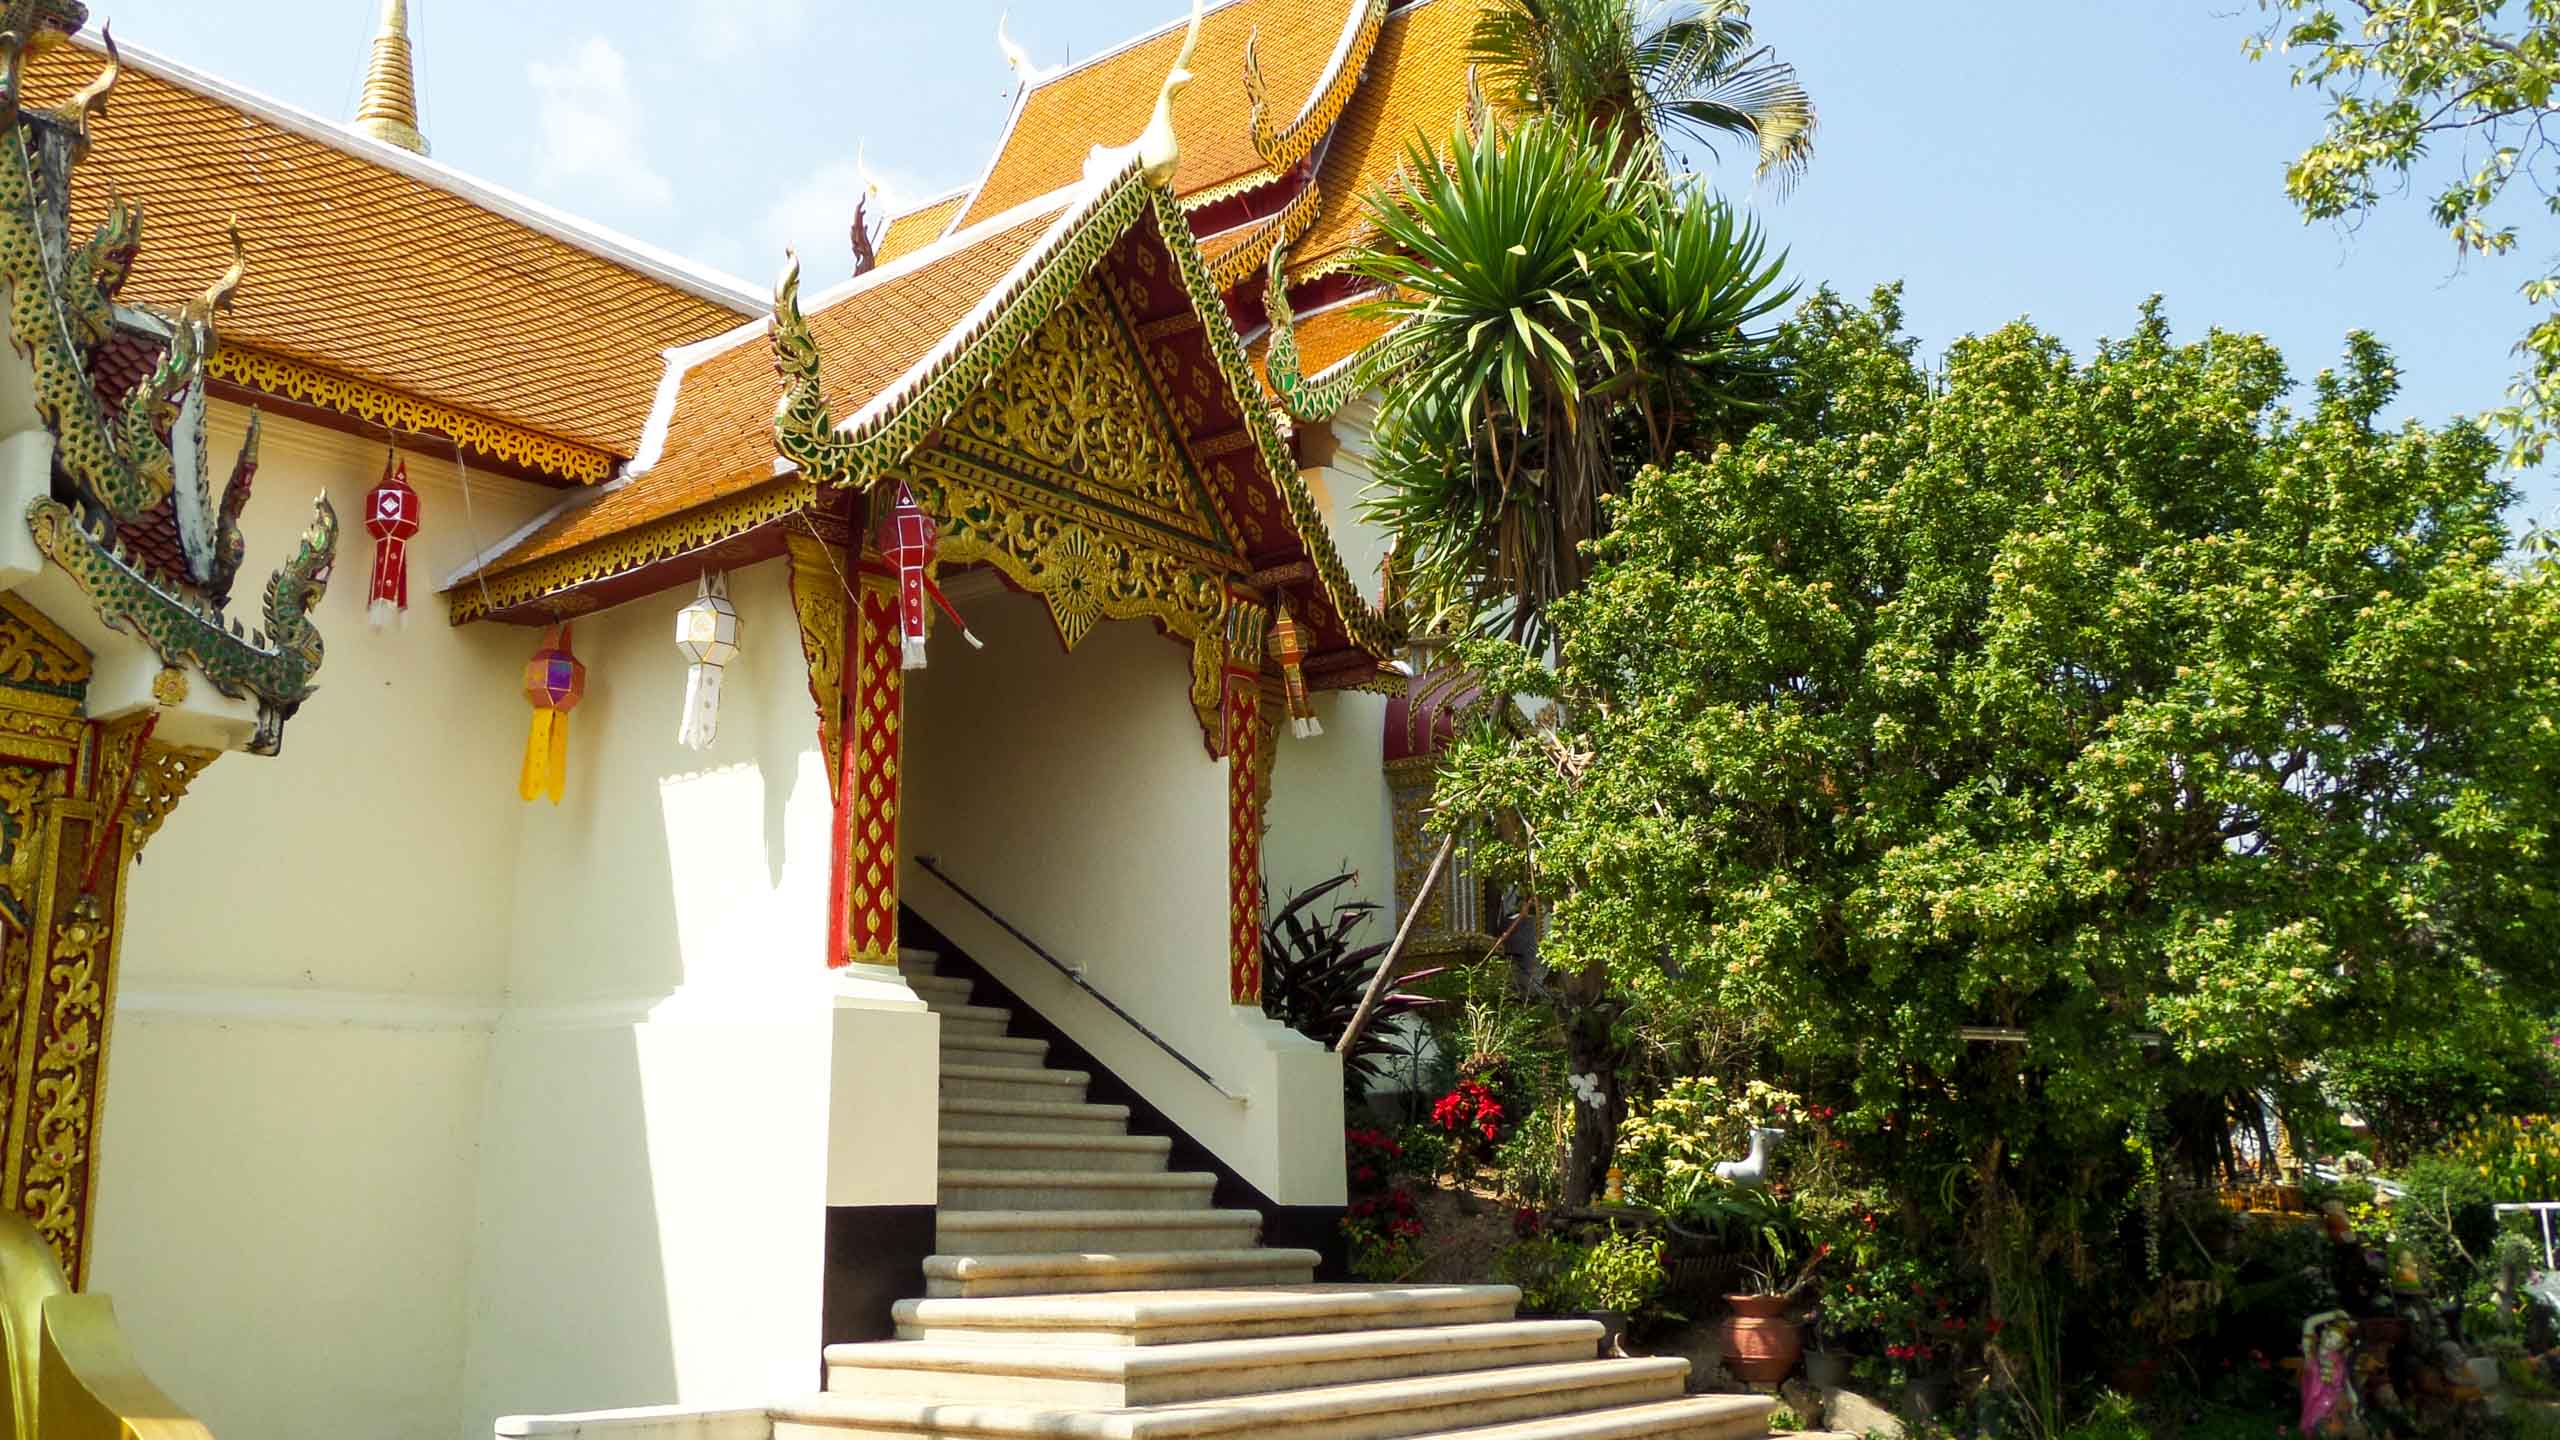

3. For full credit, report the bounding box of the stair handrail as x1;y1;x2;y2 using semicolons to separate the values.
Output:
914;855;1251;1106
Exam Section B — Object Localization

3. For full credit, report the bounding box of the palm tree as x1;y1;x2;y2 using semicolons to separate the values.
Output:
1467;0;1817;184
1351;114;1793;649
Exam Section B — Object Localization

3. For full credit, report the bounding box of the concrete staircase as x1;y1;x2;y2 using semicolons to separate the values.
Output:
758;948;1775;1440
907;947;1321;1300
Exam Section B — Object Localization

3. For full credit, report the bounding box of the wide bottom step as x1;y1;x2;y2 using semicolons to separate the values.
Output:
773;1356;1691;1440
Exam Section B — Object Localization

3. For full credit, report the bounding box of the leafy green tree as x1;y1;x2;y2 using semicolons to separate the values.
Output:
1467;0;1816;181
1438;285;2560;1263
2249;2;2560;466
1353;114;1793;649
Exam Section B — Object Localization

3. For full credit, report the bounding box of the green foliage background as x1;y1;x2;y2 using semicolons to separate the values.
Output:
1439;284;2560;1267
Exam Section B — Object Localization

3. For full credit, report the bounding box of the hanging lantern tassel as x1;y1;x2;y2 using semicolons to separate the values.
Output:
364;455;421;630
675;571;741;750
519;623;587;804
1273;603;1322;739
876;478;980;670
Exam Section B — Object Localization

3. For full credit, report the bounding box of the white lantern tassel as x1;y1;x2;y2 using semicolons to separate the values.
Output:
680;663;726;750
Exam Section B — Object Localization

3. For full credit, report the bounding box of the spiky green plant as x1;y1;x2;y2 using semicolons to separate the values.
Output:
1351;114;1793;648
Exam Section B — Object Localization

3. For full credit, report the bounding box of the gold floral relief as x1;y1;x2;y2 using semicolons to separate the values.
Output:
20;889;107;1262
0;599;88;697
956;283;1194;523
785;532;851;795
100;737;218;860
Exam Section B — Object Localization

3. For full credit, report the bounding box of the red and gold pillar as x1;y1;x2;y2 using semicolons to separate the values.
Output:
829;567;906;967
1222;595;1271;1005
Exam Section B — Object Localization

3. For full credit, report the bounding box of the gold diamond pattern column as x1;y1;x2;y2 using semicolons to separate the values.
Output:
834;573;904;967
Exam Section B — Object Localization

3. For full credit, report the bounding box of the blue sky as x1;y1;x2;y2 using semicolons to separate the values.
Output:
80;0;2555;528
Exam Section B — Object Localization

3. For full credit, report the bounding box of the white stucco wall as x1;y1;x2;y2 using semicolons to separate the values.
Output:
83;423;1396;1436
1265;440;1398;986
90;406;556;1440
462;557;937;1440
903;588;1344;1205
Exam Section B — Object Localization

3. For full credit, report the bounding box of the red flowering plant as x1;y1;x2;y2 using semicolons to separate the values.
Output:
1814;1253;1995;1391
1340;1126;1428;1282
1430;1077;1508;1184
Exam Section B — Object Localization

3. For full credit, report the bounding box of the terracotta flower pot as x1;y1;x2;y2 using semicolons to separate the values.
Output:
1717;1293;1804;1383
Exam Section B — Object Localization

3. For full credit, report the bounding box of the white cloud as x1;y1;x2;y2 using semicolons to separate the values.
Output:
690;0;811;62
527;38;674;212
757;158;951;292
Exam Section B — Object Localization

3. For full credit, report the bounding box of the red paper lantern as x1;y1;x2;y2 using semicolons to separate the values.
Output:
364;456;421;629
874;478;979;669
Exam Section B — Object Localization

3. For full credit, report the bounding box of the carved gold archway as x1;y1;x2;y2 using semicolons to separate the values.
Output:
785;272;1286;998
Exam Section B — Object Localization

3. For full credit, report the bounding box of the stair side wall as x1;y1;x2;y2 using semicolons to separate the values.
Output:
462;559;939;1437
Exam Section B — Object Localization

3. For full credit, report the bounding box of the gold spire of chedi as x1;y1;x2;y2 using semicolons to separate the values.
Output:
351;0;428;155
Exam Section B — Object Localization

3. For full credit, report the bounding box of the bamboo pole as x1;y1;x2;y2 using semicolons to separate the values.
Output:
1337;830;1457;1056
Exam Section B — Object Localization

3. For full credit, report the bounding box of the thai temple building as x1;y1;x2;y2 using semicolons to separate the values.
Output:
0;0;1769;1436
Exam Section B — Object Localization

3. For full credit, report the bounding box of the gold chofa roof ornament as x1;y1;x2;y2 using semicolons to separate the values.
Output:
351;0;427;155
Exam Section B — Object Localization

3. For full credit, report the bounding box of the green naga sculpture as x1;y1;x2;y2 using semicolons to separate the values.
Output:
1259;242;1408;423
0;8;338;754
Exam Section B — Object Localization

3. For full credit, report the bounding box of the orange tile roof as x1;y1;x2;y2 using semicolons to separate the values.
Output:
877;192;968;265
957;0;1354;229
25;38;756;461
1292;0;1484;277
484;205;1066;576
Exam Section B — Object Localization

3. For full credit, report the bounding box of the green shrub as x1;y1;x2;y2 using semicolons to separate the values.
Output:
1493;1228;1667;1318
2058;1393;2148;1440
1392;1124;1452;1183
1574;1229;1668;1315
2395;1152;2503;1291
1496;1235;1583;1313
1496;1094;1570;1208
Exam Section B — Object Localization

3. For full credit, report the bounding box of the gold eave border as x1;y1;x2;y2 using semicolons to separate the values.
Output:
444;476;818;624
205;346;617;484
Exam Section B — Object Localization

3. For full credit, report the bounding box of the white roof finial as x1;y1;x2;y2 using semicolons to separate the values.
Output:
997;12;1061;85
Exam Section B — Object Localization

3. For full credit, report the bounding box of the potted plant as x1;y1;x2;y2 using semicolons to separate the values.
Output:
1799;1302;1851;1391
1718;1244;1829;1384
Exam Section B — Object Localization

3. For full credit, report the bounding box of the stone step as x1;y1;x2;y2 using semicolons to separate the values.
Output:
933;1001;1015;1038
771;1356;1691;1440
935;1209;1262;1257
906;973;975;1005
894;1286;1524;1348
941;1098;1132;1138
1408;1397;1774;1440
943;1065;1089;1105
919;1248;1323;1300
941;1035;1052;1071
941;1133;1173;1175
825;1320;1609;1407
941;1170;1216;1213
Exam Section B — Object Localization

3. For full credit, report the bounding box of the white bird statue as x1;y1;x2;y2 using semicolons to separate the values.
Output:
1713;1126;1787;1190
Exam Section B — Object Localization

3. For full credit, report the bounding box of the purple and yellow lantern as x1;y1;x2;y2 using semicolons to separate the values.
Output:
517;623;587;804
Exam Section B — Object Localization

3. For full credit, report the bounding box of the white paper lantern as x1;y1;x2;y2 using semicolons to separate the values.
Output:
675;571;741;750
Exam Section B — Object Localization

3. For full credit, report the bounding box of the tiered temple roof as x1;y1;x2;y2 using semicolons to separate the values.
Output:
24;36;758;483
27;0;1488;672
